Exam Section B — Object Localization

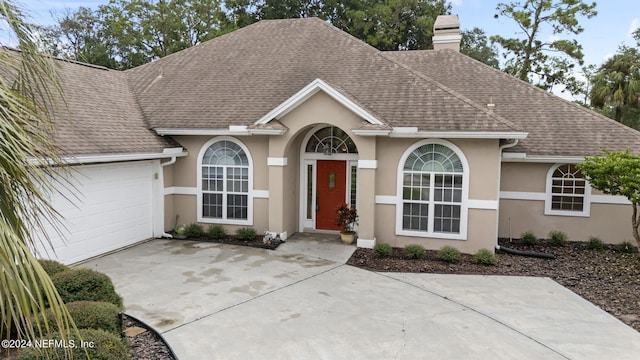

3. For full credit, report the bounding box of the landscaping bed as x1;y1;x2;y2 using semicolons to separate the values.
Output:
347;238;640;333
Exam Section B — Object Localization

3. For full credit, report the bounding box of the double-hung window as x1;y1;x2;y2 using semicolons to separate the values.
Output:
545;164;590;217
201;140;250;222
400;143;465;236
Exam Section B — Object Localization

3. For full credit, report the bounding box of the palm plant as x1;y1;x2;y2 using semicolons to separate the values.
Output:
590;47;640;122
1;0;78;356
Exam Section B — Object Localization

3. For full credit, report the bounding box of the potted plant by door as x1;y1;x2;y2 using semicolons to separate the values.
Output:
336;203;358;245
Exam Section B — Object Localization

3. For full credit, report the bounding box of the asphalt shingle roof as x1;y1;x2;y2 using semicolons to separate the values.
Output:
126;18;520;134
386;49;640;156
51;60;177;156
7;18;639;158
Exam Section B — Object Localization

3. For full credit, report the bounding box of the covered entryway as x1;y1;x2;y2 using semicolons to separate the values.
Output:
300;125;358;231
36;161;158;264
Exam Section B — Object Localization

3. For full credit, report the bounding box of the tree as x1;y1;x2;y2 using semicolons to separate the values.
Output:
41;0;232;70
578;150;640;252
43;7;118;68
460;27;499;68
0;0;78;353
334;0;452;51
491;0;597;93
590;47;640;123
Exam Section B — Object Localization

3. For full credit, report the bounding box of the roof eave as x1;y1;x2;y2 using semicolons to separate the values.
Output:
354;127;528;139
154;126;287;136
56;148;188;165
501;153;585;163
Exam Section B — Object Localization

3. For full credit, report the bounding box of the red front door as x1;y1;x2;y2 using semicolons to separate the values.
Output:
316;160;346;230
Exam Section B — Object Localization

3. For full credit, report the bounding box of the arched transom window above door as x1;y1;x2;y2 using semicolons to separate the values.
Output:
305;126;358;154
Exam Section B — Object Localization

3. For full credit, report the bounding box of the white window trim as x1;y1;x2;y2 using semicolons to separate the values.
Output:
197;136;253;225
544;163;591;217
395;139;469;240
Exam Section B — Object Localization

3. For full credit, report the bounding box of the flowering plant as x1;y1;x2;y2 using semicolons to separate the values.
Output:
335;203;358;233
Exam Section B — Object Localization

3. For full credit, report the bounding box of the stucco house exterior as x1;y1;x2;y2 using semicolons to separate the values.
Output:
22;16;640;264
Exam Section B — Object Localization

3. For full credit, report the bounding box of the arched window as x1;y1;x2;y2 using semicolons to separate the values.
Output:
305;126;358;154
399;142;466;236
545;164;590;217
200;139;251;223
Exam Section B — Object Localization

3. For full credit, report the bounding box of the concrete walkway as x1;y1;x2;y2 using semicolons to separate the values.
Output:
81;235;640;359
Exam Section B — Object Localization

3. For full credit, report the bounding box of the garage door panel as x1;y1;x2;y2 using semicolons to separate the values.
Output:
35;161;156;264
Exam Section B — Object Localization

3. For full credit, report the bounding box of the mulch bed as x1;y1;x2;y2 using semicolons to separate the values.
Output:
347;238;640;333
125;315;175;360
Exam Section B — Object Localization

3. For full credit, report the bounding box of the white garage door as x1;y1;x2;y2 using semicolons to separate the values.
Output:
37;161;156;264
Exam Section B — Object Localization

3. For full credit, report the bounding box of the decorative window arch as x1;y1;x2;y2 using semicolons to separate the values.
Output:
396;140;469;240
545;164;590;217
305;126;358;154
197;137;253;225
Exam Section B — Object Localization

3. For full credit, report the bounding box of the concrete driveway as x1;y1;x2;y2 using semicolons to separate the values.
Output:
81;236;640;359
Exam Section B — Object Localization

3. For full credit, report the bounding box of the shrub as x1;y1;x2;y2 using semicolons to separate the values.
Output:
51;269;123;308
548;230;568;247
185;223;205;238
373;243;393;258
474;249;497;266
437;245;461;263
521;231;537;246
235;227;257;241
175;224;187;236
586;236;604;250
404;244;426;260
207;224;227;240
38;259;70;276
616;241;636;254
17;328;128;360
43;301;122;335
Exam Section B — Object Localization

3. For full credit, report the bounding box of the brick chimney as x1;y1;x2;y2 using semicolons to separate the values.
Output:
433;15;461;51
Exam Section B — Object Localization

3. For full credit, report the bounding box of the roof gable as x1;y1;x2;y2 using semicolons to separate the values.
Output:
255;78;383;126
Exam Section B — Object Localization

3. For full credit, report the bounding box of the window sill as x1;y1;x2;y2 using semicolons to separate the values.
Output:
198;217;252;226
396;229;467;241
543;209;590;218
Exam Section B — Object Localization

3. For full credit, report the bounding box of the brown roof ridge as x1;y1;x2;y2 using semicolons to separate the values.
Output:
379;49;523;133
430;49;640;142
2;46;112;72
126;18;346;74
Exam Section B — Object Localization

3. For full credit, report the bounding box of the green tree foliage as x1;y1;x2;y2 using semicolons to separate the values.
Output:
461;27;499;68
590;42;640;124
578;150;640;252
41;0;231;69
332;0;452;50
491;0;597;93
42;7;118;69
0;0;78;354
41;0;457;68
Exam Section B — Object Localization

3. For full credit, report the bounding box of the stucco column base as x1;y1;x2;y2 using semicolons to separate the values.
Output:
267;163;286;234
357;237;376;249
357;167;376;242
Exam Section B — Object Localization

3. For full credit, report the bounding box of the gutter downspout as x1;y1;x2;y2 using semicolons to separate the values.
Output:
159;155;177;238
495;139;519;251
